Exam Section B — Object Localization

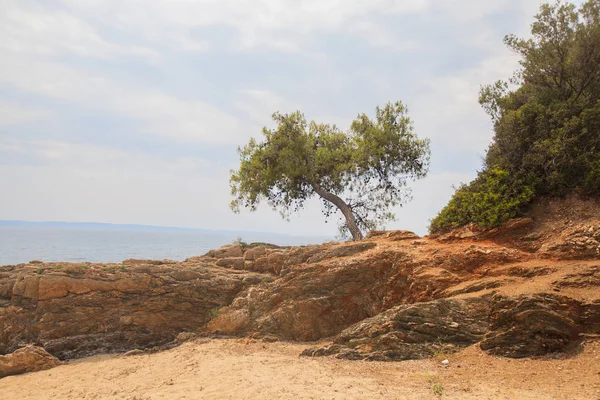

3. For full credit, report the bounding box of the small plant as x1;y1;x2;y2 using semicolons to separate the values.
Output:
35;268;43;275
431;339;458;360
54;265;64;270
232;236;248;247
79;265;89;270
208;307;220;320
432;347;454;360
432;384;445;397
102;265;127;272
424;372;438;384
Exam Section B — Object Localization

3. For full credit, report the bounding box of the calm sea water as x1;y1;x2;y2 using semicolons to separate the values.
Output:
0;227;330;266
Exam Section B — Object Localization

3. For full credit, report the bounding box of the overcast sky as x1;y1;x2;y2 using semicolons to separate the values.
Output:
0;0;567;236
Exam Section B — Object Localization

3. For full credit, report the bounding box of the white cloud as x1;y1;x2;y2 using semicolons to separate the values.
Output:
0;102;53;125
410;52;522;152
53;0;431;52
44;0;542;55
0;55;245;144
0;138;213;175
234;90;288;125
1;0;159;60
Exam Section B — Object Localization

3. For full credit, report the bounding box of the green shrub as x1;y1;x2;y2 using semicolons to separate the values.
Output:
432;384;445;397
431;0;600;233
208;307;220;320
430;168;534;233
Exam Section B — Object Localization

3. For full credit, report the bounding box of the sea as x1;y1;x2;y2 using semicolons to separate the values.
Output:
0;226;331;266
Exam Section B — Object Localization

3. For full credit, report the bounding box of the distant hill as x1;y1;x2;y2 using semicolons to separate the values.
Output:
0;220;199;232
0;220;319;238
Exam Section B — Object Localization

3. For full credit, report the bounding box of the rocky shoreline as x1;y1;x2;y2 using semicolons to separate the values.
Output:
1;198;599;378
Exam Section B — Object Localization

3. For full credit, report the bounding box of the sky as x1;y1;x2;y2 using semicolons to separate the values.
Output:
0;0;566;236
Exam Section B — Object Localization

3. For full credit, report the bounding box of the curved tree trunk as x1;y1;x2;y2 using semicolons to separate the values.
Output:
311;183;364;241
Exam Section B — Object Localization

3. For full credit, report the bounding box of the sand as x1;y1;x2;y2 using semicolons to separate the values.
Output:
0;338;598;400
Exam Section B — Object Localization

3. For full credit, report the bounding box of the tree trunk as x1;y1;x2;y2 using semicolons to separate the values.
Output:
311;183;364;241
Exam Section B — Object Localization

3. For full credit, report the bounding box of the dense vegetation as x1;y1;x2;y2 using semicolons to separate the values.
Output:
230;102;430;240
430;0;600;233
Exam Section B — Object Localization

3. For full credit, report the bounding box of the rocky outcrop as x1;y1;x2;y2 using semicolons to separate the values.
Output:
1;196;600;378
205;238;532;341
0;261;268;359
301;296;491;361
540;224;600;259
366;230;420;241
204;206;600;361
0;345;63;378
206;248;420;341
480;294;600;357
302;294;600;361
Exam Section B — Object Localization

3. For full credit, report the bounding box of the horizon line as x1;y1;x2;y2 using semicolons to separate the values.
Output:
0;219;331;238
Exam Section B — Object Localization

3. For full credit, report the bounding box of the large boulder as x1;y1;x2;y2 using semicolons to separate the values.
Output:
244;246;267;261
0;345;63;378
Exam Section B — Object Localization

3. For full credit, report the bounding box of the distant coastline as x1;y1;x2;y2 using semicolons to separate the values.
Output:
0;221;331;265
0;220;323;238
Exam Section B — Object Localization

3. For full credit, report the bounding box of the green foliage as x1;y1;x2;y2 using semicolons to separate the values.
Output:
430;168;535;232
230;102;430;239
101;265;128;272
208;307;220;320
35;268;43;275
54;265;64;270
432;384;445;397
431;0;600;233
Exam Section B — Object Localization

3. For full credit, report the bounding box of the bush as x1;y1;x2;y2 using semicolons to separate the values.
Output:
430;0;600;233
429;168;534;233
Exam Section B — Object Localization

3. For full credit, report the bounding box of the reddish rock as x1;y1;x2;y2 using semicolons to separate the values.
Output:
0;263;266;359
216;257;246;270
205;244;245;259
366;230;420;241
0;345;63;378
244;246;267;261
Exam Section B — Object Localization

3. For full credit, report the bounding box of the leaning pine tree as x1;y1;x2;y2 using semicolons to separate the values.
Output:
230;101;431;240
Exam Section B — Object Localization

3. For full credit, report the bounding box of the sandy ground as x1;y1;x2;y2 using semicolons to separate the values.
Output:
0;338;598;400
